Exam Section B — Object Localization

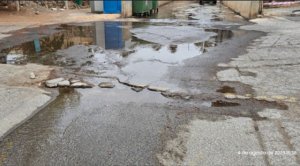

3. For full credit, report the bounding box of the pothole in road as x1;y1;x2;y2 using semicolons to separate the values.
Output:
0;21;235;95
0;21;289;117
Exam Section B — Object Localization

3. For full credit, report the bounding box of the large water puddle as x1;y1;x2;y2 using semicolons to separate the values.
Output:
0;21;233;91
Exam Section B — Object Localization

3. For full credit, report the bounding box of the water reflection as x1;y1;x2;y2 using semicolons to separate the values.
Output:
169;44;178;53
33;34;41;53
194;29;233;53
0;25;95;64
94;22;132;50
0;22;233;65
0;22;132;64
104;22;124;49
206;29;233;43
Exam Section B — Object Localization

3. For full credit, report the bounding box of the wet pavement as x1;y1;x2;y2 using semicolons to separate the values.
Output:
0;1;284;165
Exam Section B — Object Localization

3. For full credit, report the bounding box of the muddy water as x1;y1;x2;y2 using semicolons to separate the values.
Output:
0;2;259;165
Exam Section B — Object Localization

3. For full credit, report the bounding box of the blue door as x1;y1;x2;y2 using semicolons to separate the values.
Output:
104;0;121;14
104;22;123;49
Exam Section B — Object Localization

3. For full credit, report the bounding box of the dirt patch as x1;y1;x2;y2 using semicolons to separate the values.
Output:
0;63;55;87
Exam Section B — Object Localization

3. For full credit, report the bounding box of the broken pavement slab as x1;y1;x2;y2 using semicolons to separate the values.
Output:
57;80;71;87
45;78;65;88
69;78;81;84
147;86;169;92
45;78;93;88
217;17;300;99
118;81;148;89
223;93;297;103
98;82;115;88
70;82;93;88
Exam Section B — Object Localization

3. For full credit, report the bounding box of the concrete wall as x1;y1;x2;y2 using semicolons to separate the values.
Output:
122;0;133;17
221;1;262;19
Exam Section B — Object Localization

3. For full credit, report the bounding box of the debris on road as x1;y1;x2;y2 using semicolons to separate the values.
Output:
29;72;36;79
